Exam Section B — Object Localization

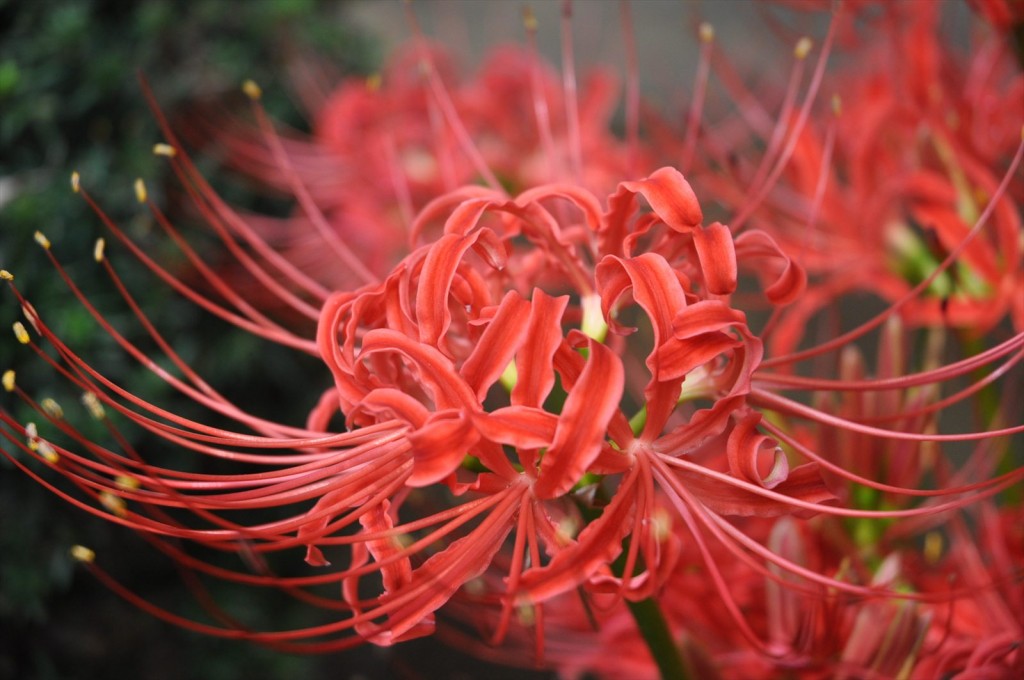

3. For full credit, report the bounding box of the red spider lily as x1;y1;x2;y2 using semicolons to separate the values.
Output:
912;502;1024;677
968;0;1024;33
193;38;635;300
711;1;1024;352
2;0;1023;675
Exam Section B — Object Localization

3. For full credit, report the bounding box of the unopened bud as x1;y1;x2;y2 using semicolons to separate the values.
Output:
71;171;81;193
2;370;14;392
70;545;95;563
34;231;51;249
94;238;105;263
0;270;12;281
134;178;147;203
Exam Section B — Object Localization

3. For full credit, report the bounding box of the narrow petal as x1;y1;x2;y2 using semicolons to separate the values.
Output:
691;222;738;295
534;338;624;499
726;412;789;489
511;291;569;408
407;410;481;486
460;290;531;400
734;229;806;305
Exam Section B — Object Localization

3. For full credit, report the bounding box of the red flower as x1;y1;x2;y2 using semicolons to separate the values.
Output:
2;2;1022;674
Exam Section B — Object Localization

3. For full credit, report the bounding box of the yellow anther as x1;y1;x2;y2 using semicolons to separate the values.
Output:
699;22;714;43
365;73;382;92
100;491;127;517
1;270;13;281
924;531;943;564
153;143;177;157
831;94;842;117
25;422;38;450
12;321;30;344
115;475;141;491
650;507;673;542
41;398;64;419
70;545;96;563
81;391;106;419
134;178;147;203
516;603;536;626
38;440;59;464
71;171;81;193
523;6;538;31
2;370;14;392
33;231;51;250
242;79;262;100
795;37;813;59
94;238;106;263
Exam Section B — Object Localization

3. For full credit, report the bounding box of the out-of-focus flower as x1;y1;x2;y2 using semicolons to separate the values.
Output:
200;40;635;297
969;0;1024;33
718;2;1024;353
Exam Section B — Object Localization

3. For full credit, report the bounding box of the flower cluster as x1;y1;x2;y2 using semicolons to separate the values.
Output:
2;1;1022;677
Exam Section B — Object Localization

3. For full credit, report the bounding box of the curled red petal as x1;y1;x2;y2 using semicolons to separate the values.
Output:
350;388;430;429
533;337;624;499
511;291;569;408
415;228;507;348
734;229;807;305
692;222;738;295
358;329;477;410
344;500;434;645
472;406;557;450
621;166;704;233
726;412;789;489
407;410;481;487
375;486;523;642
653;396;742;456
601;166;703;256
518;466;639;603
460;290;531;400
675;462;836;517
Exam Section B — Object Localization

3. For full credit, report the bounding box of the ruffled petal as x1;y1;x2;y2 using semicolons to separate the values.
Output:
533;337;625;499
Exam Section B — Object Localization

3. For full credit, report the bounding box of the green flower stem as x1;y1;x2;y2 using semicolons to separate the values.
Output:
623;594;692;680
609;537;691;680
629;406;648;436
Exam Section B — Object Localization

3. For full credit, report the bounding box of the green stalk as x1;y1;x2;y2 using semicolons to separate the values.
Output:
609;536;691;679
623;594;692;680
